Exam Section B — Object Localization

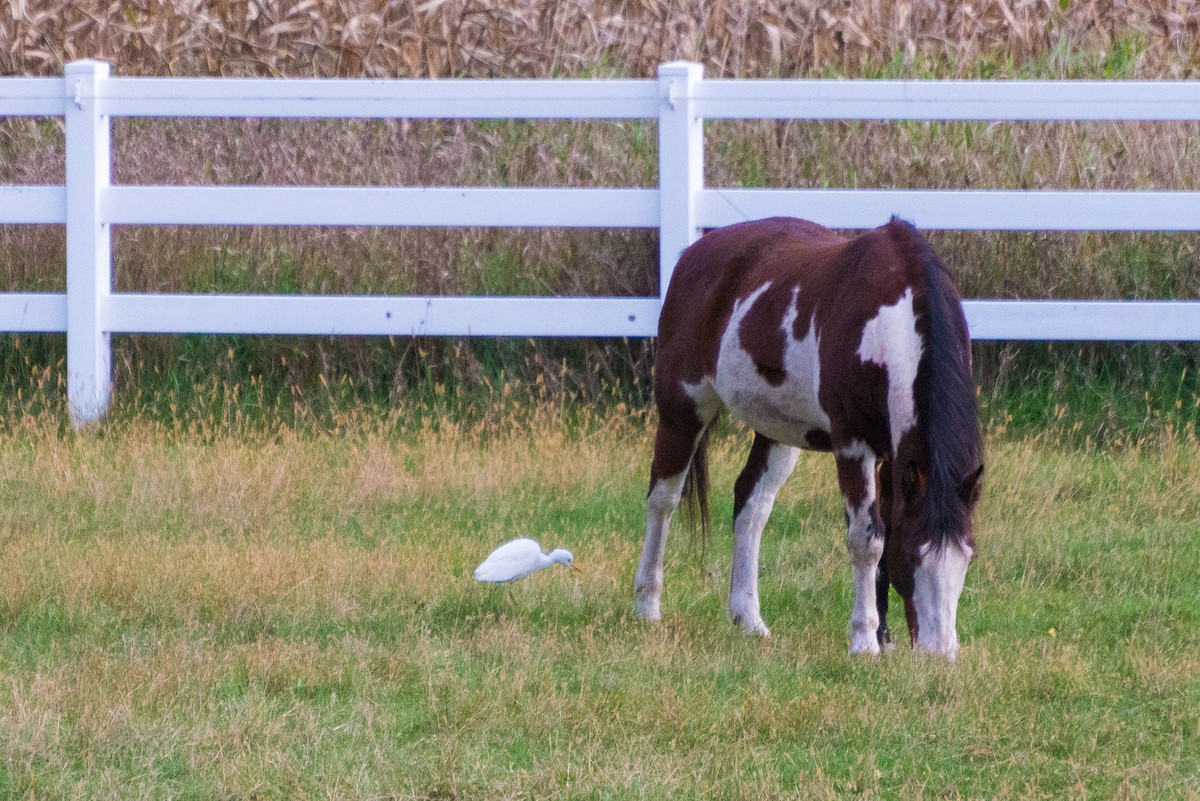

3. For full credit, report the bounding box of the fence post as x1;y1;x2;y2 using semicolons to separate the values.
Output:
64;60;112;427
657;61;704;301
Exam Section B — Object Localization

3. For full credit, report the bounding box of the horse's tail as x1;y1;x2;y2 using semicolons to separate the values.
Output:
681;423;713;560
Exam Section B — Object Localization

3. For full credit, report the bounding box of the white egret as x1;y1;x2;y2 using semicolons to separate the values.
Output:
473;538;580;582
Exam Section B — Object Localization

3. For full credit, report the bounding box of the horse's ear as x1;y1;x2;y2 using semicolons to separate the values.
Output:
959;464;984;506
901;462;925;505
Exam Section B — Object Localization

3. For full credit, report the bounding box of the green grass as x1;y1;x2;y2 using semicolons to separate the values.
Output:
2;332;1198;446
1;405;1198;799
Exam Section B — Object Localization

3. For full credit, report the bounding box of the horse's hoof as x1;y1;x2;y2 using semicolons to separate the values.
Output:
849;635;882;657
635;598;661;621
733;614;771;638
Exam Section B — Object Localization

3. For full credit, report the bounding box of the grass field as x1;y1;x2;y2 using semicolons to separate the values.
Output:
1;405;1197;799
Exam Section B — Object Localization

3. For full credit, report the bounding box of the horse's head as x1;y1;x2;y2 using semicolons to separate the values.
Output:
884;457;984;659
873;221;983;660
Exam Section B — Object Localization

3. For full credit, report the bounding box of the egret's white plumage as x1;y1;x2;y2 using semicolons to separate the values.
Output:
473;538;579;582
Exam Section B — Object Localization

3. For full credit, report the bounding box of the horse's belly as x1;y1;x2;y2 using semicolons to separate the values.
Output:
712;321;831;448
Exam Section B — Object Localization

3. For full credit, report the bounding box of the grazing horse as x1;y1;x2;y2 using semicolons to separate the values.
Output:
635;217;984;658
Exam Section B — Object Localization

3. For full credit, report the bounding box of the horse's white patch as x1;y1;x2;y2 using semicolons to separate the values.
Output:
836;439;874;467
912;539;973;659
681;378;723;427
712;282;830;447
857;288;923;454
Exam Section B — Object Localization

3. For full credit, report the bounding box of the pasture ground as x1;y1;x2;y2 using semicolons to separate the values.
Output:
1;405;1198;799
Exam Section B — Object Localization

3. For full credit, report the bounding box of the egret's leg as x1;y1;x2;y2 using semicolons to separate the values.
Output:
635;420;706;621
729;433;799;636
835;439;884;656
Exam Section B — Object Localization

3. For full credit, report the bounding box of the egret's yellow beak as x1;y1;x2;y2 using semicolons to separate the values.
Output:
571;562;582;573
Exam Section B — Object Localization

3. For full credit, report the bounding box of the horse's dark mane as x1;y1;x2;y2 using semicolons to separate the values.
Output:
894;219;983;549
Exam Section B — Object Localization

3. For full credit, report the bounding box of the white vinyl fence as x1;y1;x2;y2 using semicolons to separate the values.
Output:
2;60;1200;425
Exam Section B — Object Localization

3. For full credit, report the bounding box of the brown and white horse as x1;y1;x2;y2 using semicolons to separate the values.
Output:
635;217;984;658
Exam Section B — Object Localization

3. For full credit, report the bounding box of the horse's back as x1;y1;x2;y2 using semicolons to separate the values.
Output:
661;218;843;317
656;218;847;374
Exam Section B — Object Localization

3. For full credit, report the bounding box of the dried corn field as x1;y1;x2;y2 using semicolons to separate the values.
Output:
3;0;1200;79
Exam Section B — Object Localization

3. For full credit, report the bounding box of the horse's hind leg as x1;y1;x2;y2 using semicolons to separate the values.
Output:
729;433;799;636
635;411;709;621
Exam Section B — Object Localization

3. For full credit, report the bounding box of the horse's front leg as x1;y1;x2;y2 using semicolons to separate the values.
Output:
729;433;799;636
875;458;895;651
835;440;885;656
874;544;893;650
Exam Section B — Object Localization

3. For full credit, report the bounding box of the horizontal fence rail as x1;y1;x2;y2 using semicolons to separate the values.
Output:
1;60;1199;424
104;186;661;228
693;79;1200;120
0;294;66;333
103;76;662;119
698;189;1200;231
104;295;661;338
0;77;64;116
0;186;64;224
